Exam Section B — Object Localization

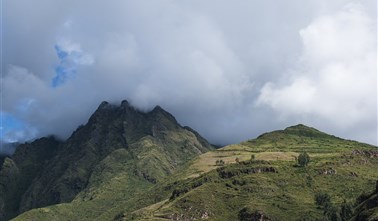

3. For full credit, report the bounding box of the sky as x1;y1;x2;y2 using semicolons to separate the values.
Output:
0;0;377;151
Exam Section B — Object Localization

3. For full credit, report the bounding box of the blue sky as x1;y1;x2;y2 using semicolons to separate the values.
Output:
52;44;92;87
0;112;27;142
52;44;77;87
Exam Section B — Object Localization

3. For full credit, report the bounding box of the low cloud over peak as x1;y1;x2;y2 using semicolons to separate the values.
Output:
1;0;377;147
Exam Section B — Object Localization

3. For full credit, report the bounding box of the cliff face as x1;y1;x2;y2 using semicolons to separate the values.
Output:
0;137;61;220
0;100;213;220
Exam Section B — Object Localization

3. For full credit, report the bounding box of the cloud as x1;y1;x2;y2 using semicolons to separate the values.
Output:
257;3;377;143
52;40;94;87
1;0;377;146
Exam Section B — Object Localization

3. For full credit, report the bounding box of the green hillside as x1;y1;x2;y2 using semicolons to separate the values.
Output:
119;124;377;221
9;123;378;221
0;101;213;221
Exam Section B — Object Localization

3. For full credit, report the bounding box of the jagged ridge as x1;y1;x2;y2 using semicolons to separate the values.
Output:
3;115;377;221
0;100;213;220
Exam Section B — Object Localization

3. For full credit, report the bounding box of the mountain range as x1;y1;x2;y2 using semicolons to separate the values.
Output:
0;100;377;221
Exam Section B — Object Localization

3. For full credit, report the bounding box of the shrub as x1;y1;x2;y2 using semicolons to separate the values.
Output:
315;192;331;208
298;152;310;167
238;207;271;221
323;204;341;221
216;159;225;166
340;200;353;221
356;192;372;205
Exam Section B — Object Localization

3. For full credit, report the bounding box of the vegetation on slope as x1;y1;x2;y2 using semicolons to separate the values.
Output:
6;121;378;221
0;100;213;221
121;124;378;221
0;136;62;220
351;180;378;221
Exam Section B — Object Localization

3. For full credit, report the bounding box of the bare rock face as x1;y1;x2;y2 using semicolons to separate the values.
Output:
318;168;337;175
352;150;378;158
349;172;358;177
218;166;277;179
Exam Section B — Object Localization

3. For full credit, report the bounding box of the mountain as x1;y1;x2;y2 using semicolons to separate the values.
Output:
0;100;213;221
122;124;377;221
0;137;62;220
2;104;377;221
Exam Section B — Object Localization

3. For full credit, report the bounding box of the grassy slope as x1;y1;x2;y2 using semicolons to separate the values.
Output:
12;128;211;221
6;101;213;221
12;148;153;221
130;158;377;220
12;124;378;221
127;125;378;220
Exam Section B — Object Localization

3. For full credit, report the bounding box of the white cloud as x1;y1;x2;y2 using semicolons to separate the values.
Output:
2;0;377;145
257;3;377;143
56;39;94;65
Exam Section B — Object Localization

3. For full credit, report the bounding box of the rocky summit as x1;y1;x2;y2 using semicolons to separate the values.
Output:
0;101;377;221
0;101;213;221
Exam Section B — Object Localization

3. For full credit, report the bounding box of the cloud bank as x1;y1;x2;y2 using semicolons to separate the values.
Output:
1;0;377;147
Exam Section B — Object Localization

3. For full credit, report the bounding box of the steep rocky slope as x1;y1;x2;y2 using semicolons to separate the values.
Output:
0;137;62;220
0;100;213;220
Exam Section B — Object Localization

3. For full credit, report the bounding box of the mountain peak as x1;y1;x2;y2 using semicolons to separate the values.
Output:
96;101;116;112
150;105;178;126
121;99;129;105
282;124;338;139
152;105;164;112
0;99;213;219
120;100;131;108
255;124;339;141
284;124;318;131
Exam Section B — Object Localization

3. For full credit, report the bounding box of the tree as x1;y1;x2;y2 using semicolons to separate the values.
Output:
216;159;225;166
315;192;342;221
251;154;256;161
315;192;331;208
298;152;310;167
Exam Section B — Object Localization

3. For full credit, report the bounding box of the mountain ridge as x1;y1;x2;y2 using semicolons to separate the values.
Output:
125;124;377;221
1;101;377;221
0;100;214;221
